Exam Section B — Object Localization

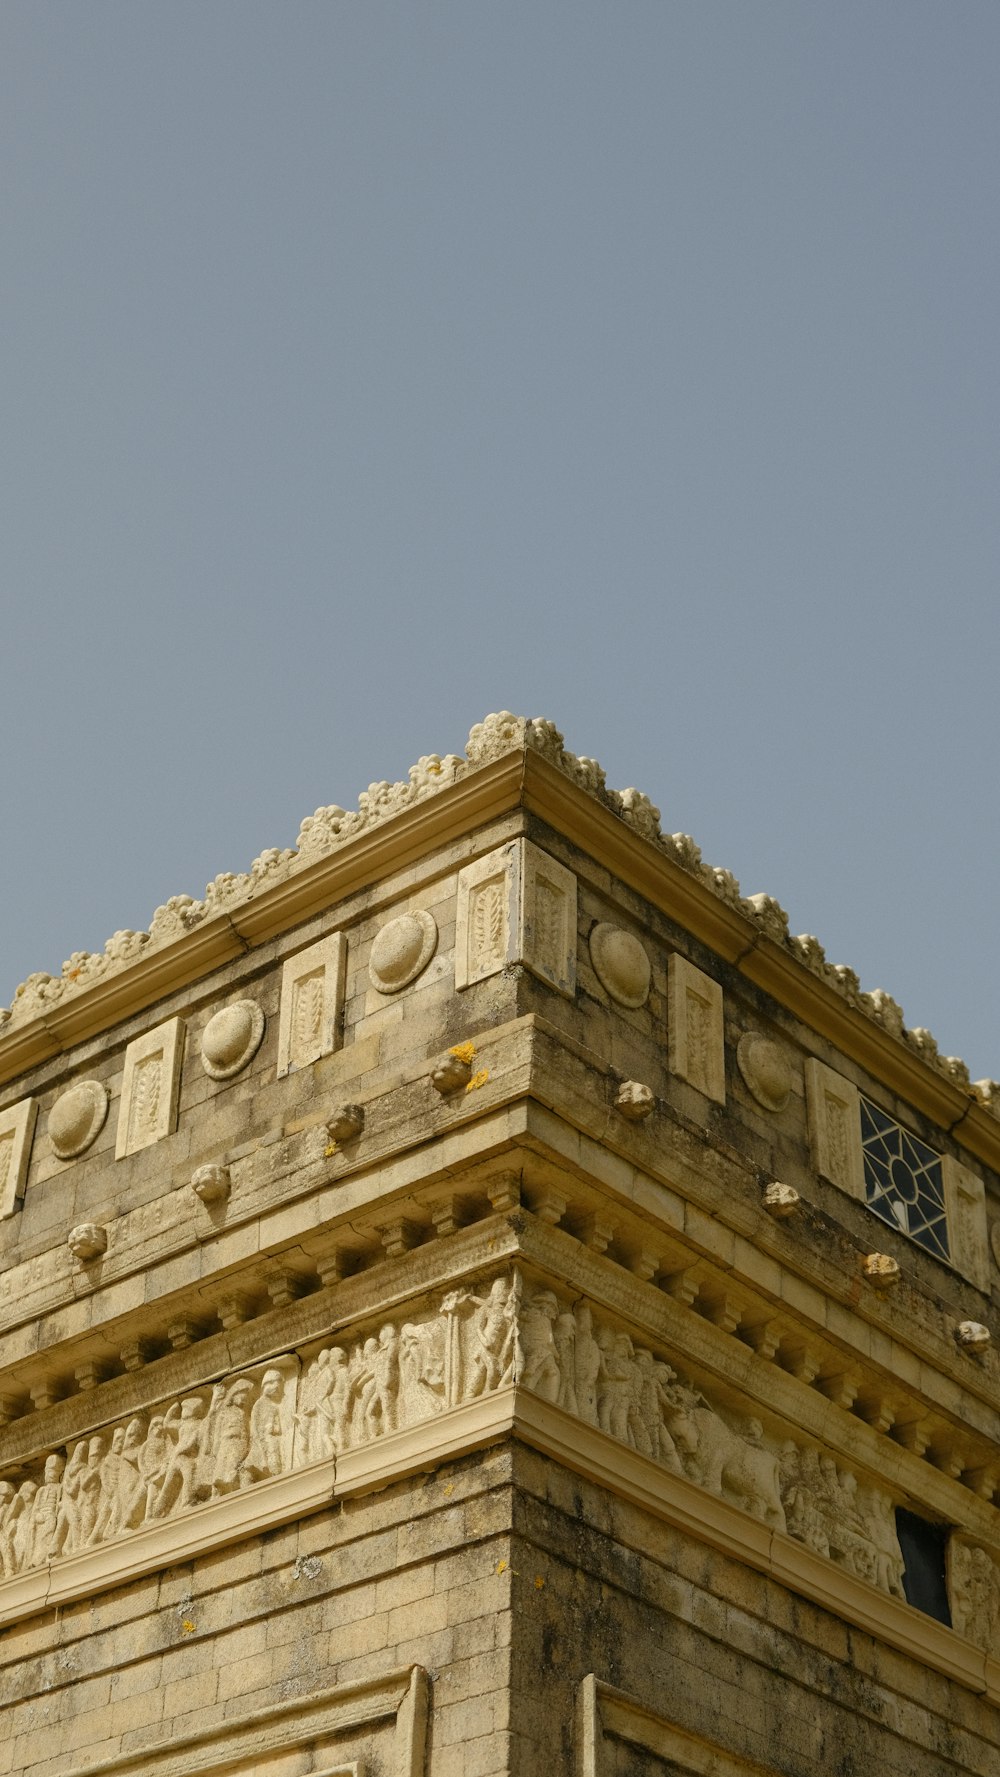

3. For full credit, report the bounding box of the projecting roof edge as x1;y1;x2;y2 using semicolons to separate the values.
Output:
1;712;996;1152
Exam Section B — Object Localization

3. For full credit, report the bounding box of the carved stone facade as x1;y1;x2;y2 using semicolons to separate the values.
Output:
0;715;998;1777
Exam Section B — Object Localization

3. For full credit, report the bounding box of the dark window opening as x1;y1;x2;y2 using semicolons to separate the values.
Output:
896;1508;951;1625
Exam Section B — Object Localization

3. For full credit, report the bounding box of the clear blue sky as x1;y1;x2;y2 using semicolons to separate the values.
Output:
1;4;998;1079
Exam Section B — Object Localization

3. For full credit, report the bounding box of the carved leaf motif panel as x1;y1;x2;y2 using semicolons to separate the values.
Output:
455;847;517;988
667;956;724;1104
127;1056;162;1149
290;970;325;1068
826;1099;851;1188
804;1060;863;1200
277;933;347;1077
117;1020;184;1159
457;840;577;994
470;876;508;977
942;1156;990;1293
0;1098;37;1219
685;990;710;1095
519;841;577;998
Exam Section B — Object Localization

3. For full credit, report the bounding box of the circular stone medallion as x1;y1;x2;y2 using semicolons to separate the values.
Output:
589;923;651;1008
369;909;438;993
736;1032;792;1112
49;1080;109;1159
201;1000;266;1080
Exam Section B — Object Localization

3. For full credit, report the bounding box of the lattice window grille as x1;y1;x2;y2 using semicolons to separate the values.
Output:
859;1096;949;1262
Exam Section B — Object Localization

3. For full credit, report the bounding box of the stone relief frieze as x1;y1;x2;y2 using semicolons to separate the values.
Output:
4;711;987;1115
948;1537;1000;1650
0;1356;298;1579
0;1267;989;1627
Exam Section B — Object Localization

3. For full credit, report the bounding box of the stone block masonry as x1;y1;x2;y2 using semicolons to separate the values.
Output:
0;714;998;1774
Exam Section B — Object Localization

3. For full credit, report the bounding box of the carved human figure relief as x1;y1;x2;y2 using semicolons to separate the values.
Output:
0;1097;37;1218
116;1019;185;1159
456;840;577;997
667;956;725;1104
464;1277;518;1398
277;933;347;1076
239;1368;288;1484
520;1288;562;1402
804;1059;864;1199
948;1538;1000;1649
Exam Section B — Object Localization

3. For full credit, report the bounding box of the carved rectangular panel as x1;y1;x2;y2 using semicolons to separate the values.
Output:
277;932;347;1076
456;845;517;988
578;1675;778;1776
116;1019;185;1159
942;1156;990;1292
667;955;725;1104
456;839;577;997
521;839;577;997
34;1670;428;1777
804;1059;863;1199
0;1097;37;1219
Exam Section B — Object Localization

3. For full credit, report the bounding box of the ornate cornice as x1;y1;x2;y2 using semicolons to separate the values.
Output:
1;712;996;1147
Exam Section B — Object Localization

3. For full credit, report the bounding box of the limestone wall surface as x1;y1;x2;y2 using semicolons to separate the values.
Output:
0;723;998;1774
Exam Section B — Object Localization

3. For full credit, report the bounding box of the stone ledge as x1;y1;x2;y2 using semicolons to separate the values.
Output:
49;1663;428;1777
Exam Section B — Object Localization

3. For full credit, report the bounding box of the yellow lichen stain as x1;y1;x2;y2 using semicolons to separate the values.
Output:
324;1142;338;1158
442;1482;454;1496
534;1576;545;1590
465;1068;490;1094
495;1559;507;1575
449;1041;476;1065
181;1619;196;1634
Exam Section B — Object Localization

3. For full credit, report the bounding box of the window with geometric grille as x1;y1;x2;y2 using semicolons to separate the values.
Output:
860;1096;949;1262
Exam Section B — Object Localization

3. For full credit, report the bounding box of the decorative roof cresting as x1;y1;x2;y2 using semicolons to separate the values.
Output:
2;713;996;1114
